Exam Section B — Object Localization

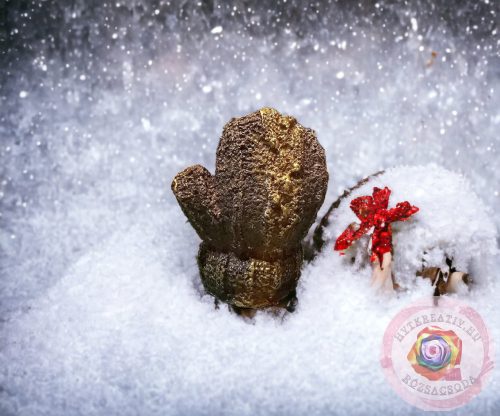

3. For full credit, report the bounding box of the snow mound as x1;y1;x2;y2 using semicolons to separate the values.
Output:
1;207;499;416
321;164;498;289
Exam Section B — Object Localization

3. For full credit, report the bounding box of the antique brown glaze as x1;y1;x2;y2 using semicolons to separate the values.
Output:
172;108;328;309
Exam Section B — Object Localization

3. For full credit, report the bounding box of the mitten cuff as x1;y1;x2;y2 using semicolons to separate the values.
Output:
198;243;303;308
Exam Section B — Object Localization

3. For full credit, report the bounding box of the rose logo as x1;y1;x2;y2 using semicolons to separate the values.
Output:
383;298;493;410
407;326;462;381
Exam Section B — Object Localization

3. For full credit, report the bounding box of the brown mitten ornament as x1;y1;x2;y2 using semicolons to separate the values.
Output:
172;108;328;309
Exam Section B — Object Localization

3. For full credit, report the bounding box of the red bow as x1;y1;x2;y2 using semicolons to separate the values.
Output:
334;186;419;265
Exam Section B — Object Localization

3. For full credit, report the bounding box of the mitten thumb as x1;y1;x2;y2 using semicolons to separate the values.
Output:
171;165;221;246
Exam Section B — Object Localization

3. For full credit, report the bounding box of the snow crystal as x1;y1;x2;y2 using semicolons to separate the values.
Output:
141;117;152;131
201;85;212;93
210;26;223;34
410;18;418;32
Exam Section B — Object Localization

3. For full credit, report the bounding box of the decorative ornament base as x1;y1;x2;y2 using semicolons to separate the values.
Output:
198;243;302;309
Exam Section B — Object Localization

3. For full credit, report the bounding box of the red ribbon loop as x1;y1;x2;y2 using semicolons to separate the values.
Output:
334;186;419;264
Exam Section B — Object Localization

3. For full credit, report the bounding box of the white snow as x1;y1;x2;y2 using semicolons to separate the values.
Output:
411;18;419;32
1;2;499;416
210;26;223;34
